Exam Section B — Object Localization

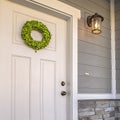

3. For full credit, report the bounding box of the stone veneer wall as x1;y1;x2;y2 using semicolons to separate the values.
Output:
78;100;120;120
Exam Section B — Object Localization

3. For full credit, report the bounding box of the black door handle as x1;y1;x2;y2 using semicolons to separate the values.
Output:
61;91;67;96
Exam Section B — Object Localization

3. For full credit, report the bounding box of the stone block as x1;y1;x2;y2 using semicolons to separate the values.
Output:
115;118;120;120
110;111;115;117
89;114;102;119
115;113;120;118
118;107;120;112
116;101;120;107
109;101;116;107
115;106;120;112
103;111;115;118
95;108;105;115
79;117;89;120
79;108;94;113
103;113;111;118
96;101;109;108
90;119;103;120
78;108;95;117
78;101;95;109
115;107;119;112
104;117;115;120
104;107;115;112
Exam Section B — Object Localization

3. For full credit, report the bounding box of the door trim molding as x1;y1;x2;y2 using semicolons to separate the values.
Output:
26;0;80;19
9;0;81;120
110;0;116;98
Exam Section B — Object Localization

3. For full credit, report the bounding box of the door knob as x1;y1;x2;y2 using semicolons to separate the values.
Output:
61;91;67;96
61;81;65;86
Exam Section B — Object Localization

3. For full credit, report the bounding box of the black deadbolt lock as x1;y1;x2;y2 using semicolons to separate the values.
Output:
61;81;65;86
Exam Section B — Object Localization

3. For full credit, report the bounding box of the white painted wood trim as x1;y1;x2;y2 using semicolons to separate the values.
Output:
77;94;113;100
69;17;79;120
110;0;116;98
26;0;80;19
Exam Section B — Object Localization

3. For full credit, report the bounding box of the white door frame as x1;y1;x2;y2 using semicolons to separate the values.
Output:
10;0;81;120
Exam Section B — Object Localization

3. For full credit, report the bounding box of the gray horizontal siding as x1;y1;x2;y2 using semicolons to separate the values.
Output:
59;0;111;94
78;29;111;48
116;31;120;40
116;50;120;59
78;88;111;94
116;70;120;80
116;60;120;69
115;0;120;12
115;0;120;93
78;64;111;79
115;10;120;21
59;0;110;20
89;0;110;10
116;89;120;93
78;25;111;39
115;0;120;4
78;41;111;58
115;22;120;29
78;75;111;93
116;40;120;47
116;70;120;92
78;76;111;89
78;52;111;68
116;39;120;47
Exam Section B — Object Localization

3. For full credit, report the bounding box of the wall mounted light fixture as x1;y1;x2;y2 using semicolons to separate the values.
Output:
87;13;104;34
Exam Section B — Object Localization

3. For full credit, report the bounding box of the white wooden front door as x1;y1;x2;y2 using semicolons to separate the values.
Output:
0;1;68;120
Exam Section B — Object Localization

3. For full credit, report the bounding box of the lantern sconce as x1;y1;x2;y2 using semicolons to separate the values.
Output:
87;13;104;34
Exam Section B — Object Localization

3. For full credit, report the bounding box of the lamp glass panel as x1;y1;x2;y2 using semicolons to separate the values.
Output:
91;17;102;34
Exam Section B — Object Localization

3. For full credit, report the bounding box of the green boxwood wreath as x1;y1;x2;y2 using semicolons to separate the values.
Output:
21;20;51;50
